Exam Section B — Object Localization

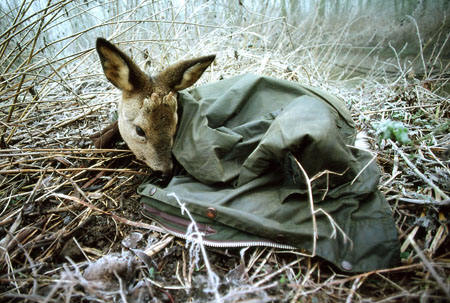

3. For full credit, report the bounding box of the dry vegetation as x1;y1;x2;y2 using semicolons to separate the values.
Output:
0;0;449;302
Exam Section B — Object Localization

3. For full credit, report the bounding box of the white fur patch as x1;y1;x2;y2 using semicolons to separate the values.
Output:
174;63;202;90
115;64;132;91
101;47;133;91
354;131;370;150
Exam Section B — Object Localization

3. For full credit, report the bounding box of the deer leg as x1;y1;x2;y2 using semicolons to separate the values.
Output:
89;120;122;148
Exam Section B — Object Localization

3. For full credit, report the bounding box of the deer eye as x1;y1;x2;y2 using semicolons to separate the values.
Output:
135;126;145;137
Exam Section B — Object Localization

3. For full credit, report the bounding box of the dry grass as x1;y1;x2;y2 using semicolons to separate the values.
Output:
0;1;449;302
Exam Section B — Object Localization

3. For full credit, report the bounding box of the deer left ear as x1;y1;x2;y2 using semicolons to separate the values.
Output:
157;55;215;91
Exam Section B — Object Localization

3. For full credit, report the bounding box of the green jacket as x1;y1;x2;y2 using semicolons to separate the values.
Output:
139;74;399;272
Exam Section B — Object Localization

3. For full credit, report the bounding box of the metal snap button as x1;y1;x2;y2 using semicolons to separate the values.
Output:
206;207;217;219
341;260;352;271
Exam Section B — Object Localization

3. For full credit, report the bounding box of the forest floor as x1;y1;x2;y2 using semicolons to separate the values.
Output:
0;4;449;302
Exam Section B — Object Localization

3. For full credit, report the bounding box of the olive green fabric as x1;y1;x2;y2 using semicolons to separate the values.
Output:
139;74;399;272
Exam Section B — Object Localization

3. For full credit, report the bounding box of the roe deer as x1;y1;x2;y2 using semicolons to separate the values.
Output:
95;38;215;177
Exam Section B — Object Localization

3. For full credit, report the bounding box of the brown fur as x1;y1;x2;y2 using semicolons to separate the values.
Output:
96;38;215;176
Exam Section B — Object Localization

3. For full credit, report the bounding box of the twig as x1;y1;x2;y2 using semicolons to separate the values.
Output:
41;105;103;135
4;0;52;143
0;167;148;175
0;148;131;155
144;235;174;258
409;234;450;298
293;158;317;256
168;192;222;302
390;140;449;200
350;151;376;185
0;212;22;262
249;248;273;282
327;263;423;286
254;259;299;287
398;197;450;206
407;16;427;78
51;193;165;234
357;104;439;115
294;158;352;250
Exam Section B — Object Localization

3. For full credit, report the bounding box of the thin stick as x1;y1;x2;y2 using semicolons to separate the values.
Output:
409;234;450;298
0;148;130;154
168;192;222;302
293;158;317;256
4;0;52;137
0;167;148;175
357;104;439;115
390;140;449;200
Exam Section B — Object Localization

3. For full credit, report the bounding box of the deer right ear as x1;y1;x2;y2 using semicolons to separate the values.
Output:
156;55;216;92
96;38;147;92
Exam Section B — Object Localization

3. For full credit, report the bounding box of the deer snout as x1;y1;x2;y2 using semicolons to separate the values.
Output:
152;162;173;179
154;169;172;179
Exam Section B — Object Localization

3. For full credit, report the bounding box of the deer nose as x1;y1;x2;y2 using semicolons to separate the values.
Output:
161;169;172;179
153;166;172;179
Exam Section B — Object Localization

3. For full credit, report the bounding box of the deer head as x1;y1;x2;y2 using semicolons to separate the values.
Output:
96;38;215;177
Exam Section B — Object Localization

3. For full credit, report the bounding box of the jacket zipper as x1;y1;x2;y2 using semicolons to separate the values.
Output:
142;206;296;250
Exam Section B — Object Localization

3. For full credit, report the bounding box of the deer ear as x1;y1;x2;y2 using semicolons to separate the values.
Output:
157;55;215;91
96;38;147;92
